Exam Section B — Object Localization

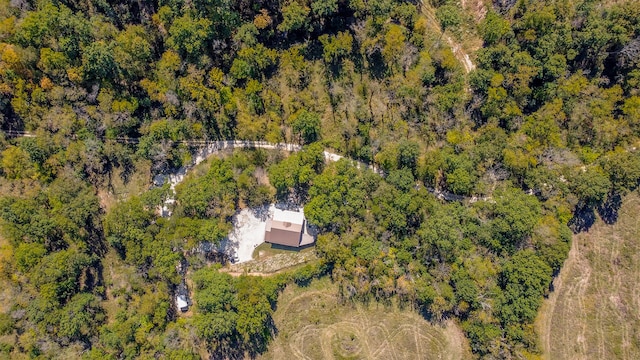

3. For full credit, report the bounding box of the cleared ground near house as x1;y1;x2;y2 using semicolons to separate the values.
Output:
223;242;318;276
260;277;471;360
537;192;640;359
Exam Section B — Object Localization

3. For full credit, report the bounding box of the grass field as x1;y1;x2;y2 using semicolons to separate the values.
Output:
536;192;640;359
260;277;472;360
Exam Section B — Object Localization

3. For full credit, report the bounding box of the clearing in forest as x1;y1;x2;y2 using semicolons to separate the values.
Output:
260;277;471;360
536;192;640;359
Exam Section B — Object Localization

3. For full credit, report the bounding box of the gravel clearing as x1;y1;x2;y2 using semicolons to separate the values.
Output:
219;208;267;263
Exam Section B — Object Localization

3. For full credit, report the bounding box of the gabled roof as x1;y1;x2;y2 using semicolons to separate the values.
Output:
265;209;307;247
265;208;315;248
272;208;305;225
265;221;303;247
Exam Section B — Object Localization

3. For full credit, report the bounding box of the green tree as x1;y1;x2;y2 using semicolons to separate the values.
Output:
305;159;378;232
489;187;541;253
601;151;640;194
82;41;117;82
417;203;465;263
1;145;35;179
462;319;502;356
192;270;239;342
398;140;420;173
30;249;93;305
194;311;238;343
235;276;273;346
570;166;611;205
382;24;406;71
479;11;511;45
521;99;564;148
319;31;353;64
268;144;325;197
167;15;212;59
52;293;105;343
291;109;321;144
311;0;338;18
193;270;237;314
14;242;47;272
386;168;415;192
38;48;70;79
175;158;237;219
113;25;152;80
446;167;475;195
104;197;154;264
499;250;552;325
278;1;310;32
0;197;58;248
190;0;239;38
436;5;461;32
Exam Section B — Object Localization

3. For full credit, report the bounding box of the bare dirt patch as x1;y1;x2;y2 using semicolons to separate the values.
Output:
536;192;640;360
259;277;472;360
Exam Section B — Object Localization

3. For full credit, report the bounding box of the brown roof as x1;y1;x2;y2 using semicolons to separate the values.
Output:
265;219;303;247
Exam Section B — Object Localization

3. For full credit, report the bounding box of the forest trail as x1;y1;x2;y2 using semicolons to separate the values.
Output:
417;0;478;74
447;38;476;74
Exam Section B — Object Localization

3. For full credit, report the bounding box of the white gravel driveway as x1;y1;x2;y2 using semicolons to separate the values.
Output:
221;207;268;263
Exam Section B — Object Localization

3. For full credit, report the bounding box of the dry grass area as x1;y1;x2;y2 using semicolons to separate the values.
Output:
536;192;640;360
98;160;152;212
223;243;318;275
260;277;472;360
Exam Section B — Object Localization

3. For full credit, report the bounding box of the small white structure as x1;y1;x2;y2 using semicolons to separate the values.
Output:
176;295;189;312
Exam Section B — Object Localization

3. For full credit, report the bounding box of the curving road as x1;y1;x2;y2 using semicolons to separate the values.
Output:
3;129;487;204
152;139;488;218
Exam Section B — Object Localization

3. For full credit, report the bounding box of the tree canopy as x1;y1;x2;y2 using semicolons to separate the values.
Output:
0;0;640;358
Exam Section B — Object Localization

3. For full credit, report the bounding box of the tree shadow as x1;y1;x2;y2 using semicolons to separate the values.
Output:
366;49;388;80
597;192;622;225
209;342;246;360
570;192;625;233
249;204;271;222
568;205;596;233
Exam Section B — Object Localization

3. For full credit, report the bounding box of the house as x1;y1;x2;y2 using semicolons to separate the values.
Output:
264;208;315;248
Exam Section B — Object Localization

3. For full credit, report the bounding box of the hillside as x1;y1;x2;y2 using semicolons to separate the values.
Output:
537;192;640;359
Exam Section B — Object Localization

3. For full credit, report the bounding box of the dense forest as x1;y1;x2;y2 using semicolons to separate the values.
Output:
0;0;639;358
